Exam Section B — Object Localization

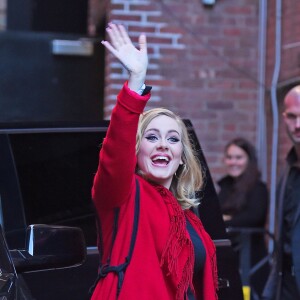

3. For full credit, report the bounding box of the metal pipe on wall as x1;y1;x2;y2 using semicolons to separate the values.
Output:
256;0;268;183
268;0;282;253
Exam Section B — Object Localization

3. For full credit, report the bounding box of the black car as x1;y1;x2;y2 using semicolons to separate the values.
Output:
0;120;243;300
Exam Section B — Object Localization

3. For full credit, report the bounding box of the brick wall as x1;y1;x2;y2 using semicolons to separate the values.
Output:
0;0;6;30
0;0;265;186
103;0;261;185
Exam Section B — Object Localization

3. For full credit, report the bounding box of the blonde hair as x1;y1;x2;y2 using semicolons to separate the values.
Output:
136;108;204;209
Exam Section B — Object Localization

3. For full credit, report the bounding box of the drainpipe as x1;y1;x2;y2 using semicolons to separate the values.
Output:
256;0;267;183
268;0;282;253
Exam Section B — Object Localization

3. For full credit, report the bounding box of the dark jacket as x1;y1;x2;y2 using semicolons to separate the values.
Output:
218;176;268;228
262;147;300;300
218;176;269;296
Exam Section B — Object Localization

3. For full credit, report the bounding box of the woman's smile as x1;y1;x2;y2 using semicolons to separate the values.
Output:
151;154;171;166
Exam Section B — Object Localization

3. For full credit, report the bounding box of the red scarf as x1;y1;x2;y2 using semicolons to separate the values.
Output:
154;185;218;300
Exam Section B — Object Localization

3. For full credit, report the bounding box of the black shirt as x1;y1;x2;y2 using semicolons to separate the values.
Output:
283;149;300;255
186;218;206;300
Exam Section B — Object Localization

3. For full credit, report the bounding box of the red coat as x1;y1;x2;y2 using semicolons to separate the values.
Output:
91;83;218;300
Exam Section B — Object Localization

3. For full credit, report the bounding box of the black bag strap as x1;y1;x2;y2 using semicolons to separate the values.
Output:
89;178;140;297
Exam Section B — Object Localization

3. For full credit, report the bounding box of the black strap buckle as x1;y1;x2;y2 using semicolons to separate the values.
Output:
99;263;110;277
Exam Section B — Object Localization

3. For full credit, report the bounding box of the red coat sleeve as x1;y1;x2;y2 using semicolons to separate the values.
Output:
92;82;150;210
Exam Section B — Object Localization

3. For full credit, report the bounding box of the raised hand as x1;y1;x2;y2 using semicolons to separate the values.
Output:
101;23;148;92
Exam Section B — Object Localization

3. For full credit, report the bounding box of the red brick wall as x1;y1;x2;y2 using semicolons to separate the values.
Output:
103;0;261;185
0;0;263;185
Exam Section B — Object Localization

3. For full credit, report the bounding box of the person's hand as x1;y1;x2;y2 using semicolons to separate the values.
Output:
101;23;148;92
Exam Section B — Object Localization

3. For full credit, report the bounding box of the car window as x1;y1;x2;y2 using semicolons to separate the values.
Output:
10;130;107;246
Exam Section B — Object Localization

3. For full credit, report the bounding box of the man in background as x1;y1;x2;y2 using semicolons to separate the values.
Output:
263;85;300;300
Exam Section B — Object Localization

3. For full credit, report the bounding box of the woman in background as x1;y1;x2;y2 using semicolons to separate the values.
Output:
218;137;269;298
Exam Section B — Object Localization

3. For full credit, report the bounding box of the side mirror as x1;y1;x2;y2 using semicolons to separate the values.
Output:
11;224;86;273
